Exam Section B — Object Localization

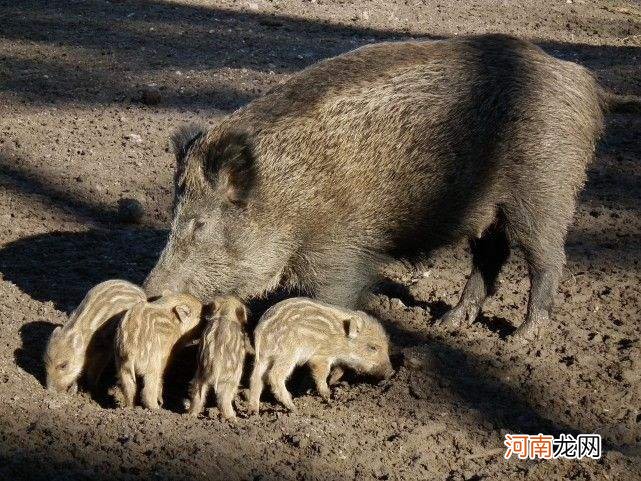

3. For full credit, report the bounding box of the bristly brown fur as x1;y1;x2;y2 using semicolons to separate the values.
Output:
146;34;606;340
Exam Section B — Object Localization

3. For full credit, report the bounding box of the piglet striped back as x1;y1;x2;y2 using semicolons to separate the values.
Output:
255;297;356;352
65;280;146;334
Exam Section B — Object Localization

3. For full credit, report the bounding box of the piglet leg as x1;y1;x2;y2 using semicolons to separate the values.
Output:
309;357;332;401
268;359;297;412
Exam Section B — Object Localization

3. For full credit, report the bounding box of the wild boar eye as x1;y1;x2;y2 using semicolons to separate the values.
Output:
57;362;68;370
367;344;378;352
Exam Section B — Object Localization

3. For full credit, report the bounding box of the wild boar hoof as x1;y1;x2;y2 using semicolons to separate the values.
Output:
511;319;546;342
437;306;465;327
438;303;480;328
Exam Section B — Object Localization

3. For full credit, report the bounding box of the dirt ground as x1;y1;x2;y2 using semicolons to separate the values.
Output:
1;0;640;480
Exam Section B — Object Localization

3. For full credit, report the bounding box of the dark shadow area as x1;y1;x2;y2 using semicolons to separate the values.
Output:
371;277;636;450
475;313;517;338
159;343;199;413
411;342;574;437
14;321;59;387
0;152;125;226
0;229;166;312
0;0;414;111
373;279;450;321
374;278;517;338
583;113;641;215
0;444;319;481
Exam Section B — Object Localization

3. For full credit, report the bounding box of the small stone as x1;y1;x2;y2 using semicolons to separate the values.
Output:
290;434;302;447
404;355;424;370
125;133;143;144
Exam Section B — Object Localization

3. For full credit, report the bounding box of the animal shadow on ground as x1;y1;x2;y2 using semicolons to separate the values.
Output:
372;277;641;451
0;228;166;312
4;228;165;403
373;278;516;338
15;320;59;387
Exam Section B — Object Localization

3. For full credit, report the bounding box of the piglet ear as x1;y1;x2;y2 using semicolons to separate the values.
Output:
173;305;191;323
345;316;363;339
204;130;256;208
235;305;248;324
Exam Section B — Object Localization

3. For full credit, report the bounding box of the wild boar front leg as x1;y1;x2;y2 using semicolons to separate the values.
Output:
309;357;332;401
268;358;297;412
313;252;380;309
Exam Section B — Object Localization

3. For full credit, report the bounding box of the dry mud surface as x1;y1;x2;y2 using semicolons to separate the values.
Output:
1;1;641;480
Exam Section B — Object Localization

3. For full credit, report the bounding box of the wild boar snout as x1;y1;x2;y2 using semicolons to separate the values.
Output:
143;269;181;298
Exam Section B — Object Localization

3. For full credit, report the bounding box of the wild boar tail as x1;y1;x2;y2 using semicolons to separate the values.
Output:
599;88;641;114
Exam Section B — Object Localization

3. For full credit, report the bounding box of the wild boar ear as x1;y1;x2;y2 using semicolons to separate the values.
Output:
345;316;363;339
173;304;191;323
204;130;256;208
171;124;206;193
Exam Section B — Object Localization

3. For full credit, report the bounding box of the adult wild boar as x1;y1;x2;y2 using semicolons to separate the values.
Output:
144;34;605;340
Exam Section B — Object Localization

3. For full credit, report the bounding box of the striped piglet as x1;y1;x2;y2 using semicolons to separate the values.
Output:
115;293;203;409
44;279;146;394
248;297;394;413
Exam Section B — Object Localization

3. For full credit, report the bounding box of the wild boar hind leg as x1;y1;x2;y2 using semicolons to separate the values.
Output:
438;224;510;328
512;237;565;341
247;358;269;413
188;379;210;416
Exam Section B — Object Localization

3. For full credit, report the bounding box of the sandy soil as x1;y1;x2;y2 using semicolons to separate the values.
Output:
1;0;640;480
